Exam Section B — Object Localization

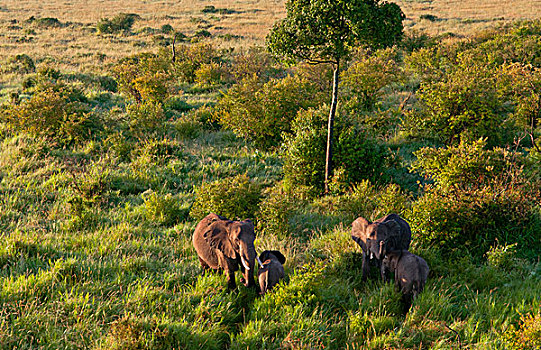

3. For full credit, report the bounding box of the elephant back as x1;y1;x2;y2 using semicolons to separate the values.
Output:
381;214;411;252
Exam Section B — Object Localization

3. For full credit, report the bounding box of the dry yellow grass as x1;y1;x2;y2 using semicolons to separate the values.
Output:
0;0;540;80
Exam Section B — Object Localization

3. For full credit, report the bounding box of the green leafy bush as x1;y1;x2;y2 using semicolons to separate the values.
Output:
282;106;390;193
97;13;141;34
501;310;541;350
2;54;35;74
190;174;262;221
3;83;100;144
112;52;172;103
126;101;167;139
216;73;326;149
409;139;541;255
142;190;188;226
341;48;402;111
404;57;516;146
173;43;220;83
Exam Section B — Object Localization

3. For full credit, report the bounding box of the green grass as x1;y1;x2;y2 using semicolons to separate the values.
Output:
0;13;540;350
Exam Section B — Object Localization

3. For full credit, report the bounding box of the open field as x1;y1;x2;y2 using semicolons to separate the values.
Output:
1;0;541;77
0;0;540;349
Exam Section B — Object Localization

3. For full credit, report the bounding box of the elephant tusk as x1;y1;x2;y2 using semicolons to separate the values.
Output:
256;256;264;268
241;256;250;270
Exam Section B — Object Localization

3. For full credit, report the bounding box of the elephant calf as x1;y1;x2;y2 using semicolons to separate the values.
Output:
382;250;429;313
258;250;286;295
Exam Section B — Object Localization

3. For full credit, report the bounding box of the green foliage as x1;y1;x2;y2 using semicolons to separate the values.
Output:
341;48;402;111
194;62;230;87
173;43;220;83
142;190;188;226
282;106;390;192
404;57;516;145
501;310;541;350
126;101;167;139
409;139;541;255
3;83;100;145
112;52;172;103
2;54;35;74
267;0;404;64
190;174;262;221
216;73;326;149
97;13;141;34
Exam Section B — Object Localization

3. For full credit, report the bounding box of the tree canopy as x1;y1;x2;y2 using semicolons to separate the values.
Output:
267;0;405;65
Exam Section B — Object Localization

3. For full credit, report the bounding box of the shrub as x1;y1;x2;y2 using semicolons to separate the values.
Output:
112;52;172;103
3;84;100;144
404;56;516;146
501;311;541;350
216;74;326;149
282;106;390;192
97;13;140;34
256;182;311;238
3;54;35;74
194;62;230;87
409;139;541;255
341;48;402;111
173;43;219;83
189;174;262;221
142;190;188;226
126;101;167;139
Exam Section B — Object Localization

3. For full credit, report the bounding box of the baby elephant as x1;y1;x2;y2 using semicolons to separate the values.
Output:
383;250;429;313
258;250;286;295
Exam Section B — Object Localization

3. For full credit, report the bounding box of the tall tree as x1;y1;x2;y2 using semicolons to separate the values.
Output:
267;0;404;193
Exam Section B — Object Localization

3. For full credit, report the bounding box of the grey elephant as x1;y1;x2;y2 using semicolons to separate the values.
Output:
192;213;258;289
351;213;412;281
258;250;286;295
383;250;429;313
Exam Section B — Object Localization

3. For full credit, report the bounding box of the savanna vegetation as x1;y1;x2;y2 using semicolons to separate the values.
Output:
0;0;540;349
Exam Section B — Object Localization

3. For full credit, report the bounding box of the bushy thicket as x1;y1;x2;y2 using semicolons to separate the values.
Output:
282;106;390;193
216;73;327;149
409;139;541;256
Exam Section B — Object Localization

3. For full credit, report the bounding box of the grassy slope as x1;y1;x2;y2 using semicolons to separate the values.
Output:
0;1;540;349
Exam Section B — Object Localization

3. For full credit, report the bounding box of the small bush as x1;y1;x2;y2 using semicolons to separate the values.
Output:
3;84;100;144
142;190;188;226
216;74;326;149
341;48;402;111
190;174;262;221
409;139;541;255
501;311;541;350
3;54;35;74
126;101;167;139
194;62;230;87
112;52;172;103
282;106;390;192
97;13;140;34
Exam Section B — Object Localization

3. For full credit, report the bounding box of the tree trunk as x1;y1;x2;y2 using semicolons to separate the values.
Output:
324;61;340;194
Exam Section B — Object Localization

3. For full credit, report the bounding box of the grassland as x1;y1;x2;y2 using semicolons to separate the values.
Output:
0;0;540;349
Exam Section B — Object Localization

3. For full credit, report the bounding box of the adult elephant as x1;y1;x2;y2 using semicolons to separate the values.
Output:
351;213;411;281
192;213;258;289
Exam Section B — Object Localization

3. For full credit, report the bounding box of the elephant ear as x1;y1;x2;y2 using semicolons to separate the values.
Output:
203;221;236;259
351;217;370;249
270;250;286;265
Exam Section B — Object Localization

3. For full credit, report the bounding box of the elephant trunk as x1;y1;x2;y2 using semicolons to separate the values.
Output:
379;240;386;259
240;244;256;287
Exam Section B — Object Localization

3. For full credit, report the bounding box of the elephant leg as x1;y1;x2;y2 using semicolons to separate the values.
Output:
198;257;212;275
225;269;236;289
380;260;390;282
402;293;413;314
361;251;370;281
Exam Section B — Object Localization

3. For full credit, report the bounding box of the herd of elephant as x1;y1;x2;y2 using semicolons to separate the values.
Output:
192;213;429;312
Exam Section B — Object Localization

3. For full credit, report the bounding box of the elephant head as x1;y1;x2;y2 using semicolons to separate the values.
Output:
201;217;258;288
351;213;412;281
258;250;286;295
